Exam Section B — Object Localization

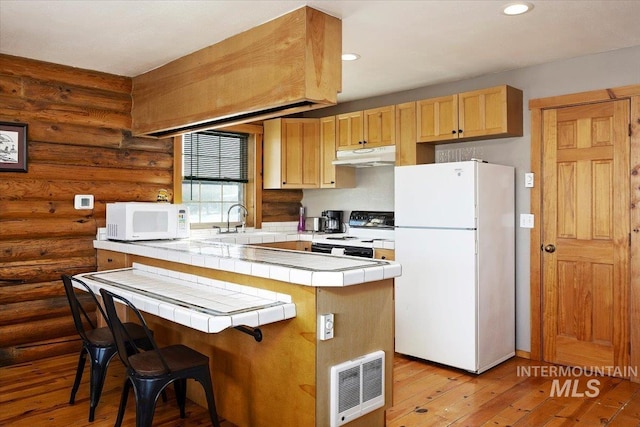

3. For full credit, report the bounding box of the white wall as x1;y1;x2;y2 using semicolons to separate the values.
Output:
303;45;640;352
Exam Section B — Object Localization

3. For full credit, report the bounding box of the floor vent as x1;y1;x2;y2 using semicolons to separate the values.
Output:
330;350;385;427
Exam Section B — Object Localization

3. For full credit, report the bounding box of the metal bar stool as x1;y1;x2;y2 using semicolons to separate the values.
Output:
61;275;157;422
100;288;221;427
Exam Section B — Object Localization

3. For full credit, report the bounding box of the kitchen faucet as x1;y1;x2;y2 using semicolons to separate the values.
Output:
226;203;248;233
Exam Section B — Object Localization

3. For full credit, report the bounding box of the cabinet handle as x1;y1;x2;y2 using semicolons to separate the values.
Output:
283;181;286;184
107;258;113;263
330;181;335;184
459;129;463;133
452;130;457;134
381;256;386;260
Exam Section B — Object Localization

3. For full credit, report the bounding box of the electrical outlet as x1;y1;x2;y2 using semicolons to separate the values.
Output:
520;214;534;228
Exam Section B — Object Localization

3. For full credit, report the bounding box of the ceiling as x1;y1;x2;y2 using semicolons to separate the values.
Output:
1;1;639;103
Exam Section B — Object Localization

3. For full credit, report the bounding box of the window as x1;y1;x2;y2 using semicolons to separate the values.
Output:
182;130;248;226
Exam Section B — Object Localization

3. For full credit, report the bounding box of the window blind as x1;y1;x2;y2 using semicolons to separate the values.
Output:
183;131;248;183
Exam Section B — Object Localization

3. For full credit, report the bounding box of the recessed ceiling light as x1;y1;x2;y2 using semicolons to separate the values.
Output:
342;53;360;61
502;2;533;15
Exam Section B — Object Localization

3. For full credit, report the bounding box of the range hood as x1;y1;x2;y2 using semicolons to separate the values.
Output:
131;7;342;138
332;145;396;168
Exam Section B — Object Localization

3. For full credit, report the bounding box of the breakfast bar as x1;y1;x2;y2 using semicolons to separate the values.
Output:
90;237;400;427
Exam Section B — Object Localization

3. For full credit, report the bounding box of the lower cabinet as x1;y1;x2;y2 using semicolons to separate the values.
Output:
257;240;311;251
97;250;129;270
374;248;395;261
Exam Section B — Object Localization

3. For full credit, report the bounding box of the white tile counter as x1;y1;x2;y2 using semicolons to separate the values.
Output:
94;237;401;287
74;263;296;333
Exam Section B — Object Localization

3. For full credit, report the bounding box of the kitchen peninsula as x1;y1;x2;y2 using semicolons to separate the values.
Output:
91;236;400;427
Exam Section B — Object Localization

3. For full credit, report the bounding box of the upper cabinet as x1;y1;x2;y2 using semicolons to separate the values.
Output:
336;111;364;150
320;117;356;188
263;119;320;189
416;95;458;143
131;7;341;138
395;102;434;166
337;105;396;150
363;105;396;147
417;85;523;144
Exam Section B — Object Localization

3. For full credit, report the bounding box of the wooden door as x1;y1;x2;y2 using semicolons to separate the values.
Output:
542;100;630;372
336;111;364;150
416;94;458;142
363;105;395;147
458;86;507;139
282;119;319;188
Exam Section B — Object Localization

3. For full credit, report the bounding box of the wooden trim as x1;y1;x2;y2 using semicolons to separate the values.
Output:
529;84;640;110
515;349;531;359
630;95;640;382
254;132;264;228
172;136;182;203
529;107;543;361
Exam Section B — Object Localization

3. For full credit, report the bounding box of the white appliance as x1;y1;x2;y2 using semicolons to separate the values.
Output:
394;160;515;373
106;202;190;241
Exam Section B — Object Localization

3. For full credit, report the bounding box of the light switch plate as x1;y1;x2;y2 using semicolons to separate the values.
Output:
525;173;534;188
319;313;334;340
74;194;94;210
520;213;534;228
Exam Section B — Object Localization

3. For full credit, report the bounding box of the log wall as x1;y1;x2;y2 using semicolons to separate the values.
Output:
0;54;302;365
0;54;174;366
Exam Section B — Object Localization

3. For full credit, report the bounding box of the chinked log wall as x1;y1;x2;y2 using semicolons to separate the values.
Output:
0;54;301;366
0;54;175;365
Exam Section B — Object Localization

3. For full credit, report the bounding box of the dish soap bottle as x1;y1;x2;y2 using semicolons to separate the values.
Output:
297;206;306;232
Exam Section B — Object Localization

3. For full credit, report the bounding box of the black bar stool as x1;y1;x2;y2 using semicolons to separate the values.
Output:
99;288;221;427
61;275;157;422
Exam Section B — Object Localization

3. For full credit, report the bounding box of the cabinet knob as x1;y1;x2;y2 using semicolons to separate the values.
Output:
330;181;335;184
381;256;387;260
459;129;463;133
107;258;113;262
452;130;457;134
282;181;286;184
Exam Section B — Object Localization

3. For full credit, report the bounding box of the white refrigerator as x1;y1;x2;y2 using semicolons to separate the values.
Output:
394;160;515;373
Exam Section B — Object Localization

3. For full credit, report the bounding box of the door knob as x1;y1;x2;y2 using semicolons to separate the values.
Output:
543;244;556;253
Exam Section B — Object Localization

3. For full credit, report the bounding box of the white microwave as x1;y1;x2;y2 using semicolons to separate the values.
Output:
106;202;190;241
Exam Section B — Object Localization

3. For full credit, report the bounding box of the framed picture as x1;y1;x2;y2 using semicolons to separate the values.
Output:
0;122;28;172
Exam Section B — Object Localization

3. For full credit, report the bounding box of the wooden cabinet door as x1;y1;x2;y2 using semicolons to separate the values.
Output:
320;116;337;187
364;105;395;147
541;100;630;372
282;119;319;188
320;116;355;189
458;86;508;139
374;248;395;261
336;111;364;150
396;101;434;166
416;95;458;142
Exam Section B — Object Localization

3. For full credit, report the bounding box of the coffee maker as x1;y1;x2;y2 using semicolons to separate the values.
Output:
321;210;343;233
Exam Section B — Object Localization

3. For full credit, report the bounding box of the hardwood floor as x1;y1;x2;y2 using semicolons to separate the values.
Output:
389;355;640;427
1;353;640;426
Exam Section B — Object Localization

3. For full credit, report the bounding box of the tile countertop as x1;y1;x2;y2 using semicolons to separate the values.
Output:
94;236;401;287
74;263;296;333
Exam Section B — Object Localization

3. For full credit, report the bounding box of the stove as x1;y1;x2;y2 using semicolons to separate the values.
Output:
311;211;394;258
